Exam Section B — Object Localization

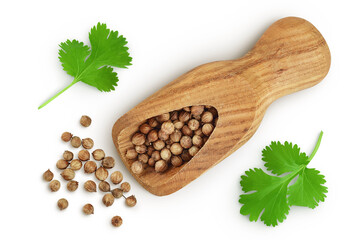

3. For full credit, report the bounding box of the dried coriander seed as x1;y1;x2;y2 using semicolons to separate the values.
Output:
189;146;200;156
170;130;182;142
160;148;171;161
181;150;192;162
132;133;146;146
182;125;193;136
102;156;115;169
161;121;175;135
95;167;108;181
155;160;167;173
82;138;94;149
191;105;204;116
147;146;155;156
43;169;54;182
99;181;111;192
148;118;159;128
202;123;214;136
70;136;82;148
70;159;82;170
131;161;144;175
56;159;69;170
49;180;60;192
83;204;94;215
111;188;123;198
110;171;123;184
192;135;203;147
111;216;123;227
194;128;204;136
135;145;147;154
171;156;183;167
180;136;192;149
63;150;74;161
138;154;149;164
61;169;75;181
78;150;90;161
158;130;170;141
148;158;155;167
125;195;137;207
188;119;200;131
183;106;191;112
170;111;178;121
156;113;170;122
67;180;79;192
179;111;191;122
125;148;138;160
147;130;158;142
201;111;213;123
102;193;115;207
170;143;183;155
139;123;152;134
120;182;131;192
84;161;97;173
151;151;161;161
80;115;92;127
61;132;72;142
173;120;184;129
153;140;165;150
57;198;68;210
92;149;105;161
84;180;97;192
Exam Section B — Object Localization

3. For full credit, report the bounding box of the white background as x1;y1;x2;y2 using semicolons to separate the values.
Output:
0;0;359;239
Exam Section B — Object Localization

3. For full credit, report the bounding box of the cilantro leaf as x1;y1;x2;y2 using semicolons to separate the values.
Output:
262;141;308;175
38;23;132;109
239;131;327;227
288;168;328;208
240;168;291;226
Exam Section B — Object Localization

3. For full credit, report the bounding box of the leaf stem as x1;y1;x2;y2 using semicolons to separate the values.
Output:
307;131;323;163
38;79;78;109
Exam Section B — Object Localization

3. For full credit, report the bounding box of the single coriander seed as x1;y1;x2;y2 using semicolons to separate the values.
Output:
84;180;97;192
83;204;94;215
92;149;105;161
155;160;167;173
171;156;183;167
151;151;161;161
181;150;192;162
194;128;204;136
131;161;144;175
84;161;97;173
161;121;175;135
110;171;123;184
183;106;191;112
70;159;82;170
180;136;192;149
61;169;75;181
160;148;171;161
78;150;90;161
102;156;115;169
102;193;115;207
67;180;79;192
188;119;200;131
56;159;69;170
191;105;204;116
170;111;178;121
148;158;155;167
125;195;137;207
43;169;54;182
61;132;72;142
182;125;193;137
82;138;94;149
153;140;165;150
120;182;131;192
49;180;60;192
139;123;152;134
111;188;123;198
189;146;200;156
95;167;108;181
156;113;170;122
132;133;146;146
170;130;182;142
125;148;138;160
135;145;147;154
80;115;92;127
179;111;191;122
201;111;213;123
70;136;82;148
57;198;68;210
99;181;111;192
192;135;203;147
170;143;183;155
148;117;159;128
202;123;214;136
138;154;149;164
63;150;74;161
173;120;184;130
147;130;159;142
158;130;170;141
111;216;123;227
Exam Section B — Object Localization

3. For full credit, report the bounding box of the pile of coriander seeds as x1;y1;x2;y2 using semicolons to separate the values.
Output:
127;105;218;174
42;115;136;228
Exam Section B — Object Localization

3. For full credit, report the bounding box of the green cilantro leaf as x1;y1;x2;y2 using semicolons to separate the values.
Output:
288;168;328;208
38;23;132;109
239;131;327;227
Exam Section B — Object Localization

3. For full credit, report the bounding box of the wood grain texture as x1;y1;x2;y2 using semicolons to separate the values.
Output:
112;17;331;196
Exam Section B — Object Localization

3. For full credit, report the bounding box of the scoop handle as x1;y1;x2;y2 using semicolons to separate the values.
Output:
241;17;331;104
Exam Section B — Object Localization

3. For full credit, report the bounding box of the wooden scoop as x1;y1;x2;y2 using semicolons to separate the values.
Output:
112;17;331;196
